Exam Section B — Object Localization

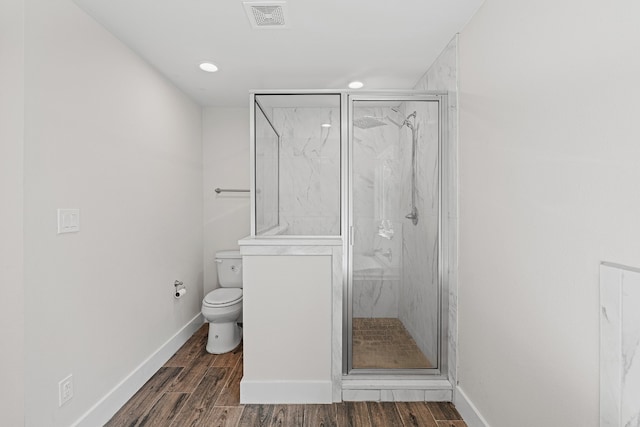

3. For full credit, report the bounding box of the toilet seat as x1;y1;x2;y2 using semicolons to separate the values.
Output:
203;288;242;308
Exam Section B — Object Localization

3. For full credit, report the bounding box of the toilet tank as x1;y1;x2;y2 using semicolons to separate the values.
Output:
216;250;242;288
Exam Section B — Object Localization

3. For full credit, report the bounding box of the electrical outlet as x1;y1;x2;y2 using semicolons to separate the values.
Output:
58;374;73;407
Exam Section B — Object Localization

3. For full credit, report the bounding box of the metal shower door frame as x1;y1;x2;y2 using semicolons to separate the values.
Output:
344;92;449;378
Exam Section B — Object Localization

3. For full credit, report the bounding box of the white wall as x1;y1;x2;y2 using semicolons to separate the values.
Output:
203;107;250;294
240;250;334;403
0;0;25;425
458;0;640;425
23;1;203;426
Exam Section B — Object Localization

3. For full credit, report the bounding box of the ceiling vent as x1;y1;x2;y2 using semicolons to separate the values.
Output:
243;1;289;29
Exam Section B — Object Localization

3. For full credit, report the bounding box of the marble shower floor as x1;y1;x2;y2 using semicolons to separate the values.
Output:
353;317;433;369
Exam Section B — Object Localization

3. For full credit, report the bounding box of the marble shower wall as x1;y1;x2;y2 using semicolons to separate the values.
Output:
350;102;440;365
350;101;440;368
271;107;341;236
352;107;404;318
600;263;640;427
350;36;459;373
413;36;459;383
255;105;279;234
396;100;440;366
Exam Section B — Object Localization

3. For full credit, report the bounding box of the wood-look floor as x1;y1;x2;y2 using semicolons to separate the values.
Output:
106;324;467;426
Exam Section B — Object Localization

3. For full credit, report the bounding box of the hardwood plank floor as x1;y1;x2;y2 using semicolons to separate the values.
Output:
134;392;189;427
367;402;404;427
427;402;464;421
435;422;467;427
269;405;305;426
302;404;337;427
238;404;274;426
395;402;438;427
335;402;371;427
106;367;182;427
169;367;232;426
105;324;467;426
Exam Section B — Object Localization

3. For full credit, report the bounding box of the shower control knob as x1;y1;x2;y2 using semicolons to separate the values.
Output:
405;208;419;225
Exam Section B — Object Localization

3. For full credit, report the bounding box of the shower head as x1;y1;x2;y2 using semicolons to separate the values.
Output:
353;116;387;129
386;116;404;128
387;107;407;128
387;110;417;129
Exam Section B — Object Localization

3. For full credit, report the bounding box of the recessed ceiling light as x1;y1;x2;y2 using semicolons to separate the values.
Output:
348;81;364;89
321;123;332;128
199;62;219;72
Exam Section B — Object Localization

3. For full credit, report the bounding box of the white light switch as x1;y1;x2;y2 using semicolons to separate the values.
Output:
57;209;80;234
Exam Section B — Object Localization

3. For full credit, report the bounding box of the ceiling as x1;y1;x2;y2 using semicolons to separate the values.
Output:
73;0;483;107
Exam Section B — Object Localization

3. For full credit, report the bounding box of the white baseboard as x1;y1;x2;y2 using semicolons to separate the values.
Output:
71;314;204;427
240;380;333;404
454;386;490;427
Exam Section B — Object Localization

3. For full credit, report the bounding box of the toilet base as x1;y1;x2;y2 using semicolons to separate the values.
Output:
206;321;242;354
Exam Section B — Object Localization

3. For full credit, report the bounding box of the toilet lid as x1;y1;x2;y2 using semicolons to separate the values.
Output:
204;288;242;306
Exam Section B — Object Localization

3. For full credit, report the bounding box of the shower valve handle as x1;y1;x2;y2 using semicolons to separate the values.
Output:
405;207;419;225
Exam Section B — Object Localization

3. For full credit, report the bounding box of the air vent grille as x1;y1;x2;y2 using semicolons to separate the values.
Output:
252;5;284;26
243;2;289;29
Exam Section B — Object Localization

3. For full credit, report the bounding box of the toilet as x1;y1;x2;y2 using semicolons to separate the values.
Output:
201;250;243;354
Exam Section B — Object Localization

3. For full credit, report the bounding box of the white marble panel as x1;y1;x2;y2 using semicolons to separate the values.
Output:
255;105;279;234
281;215;340;237
351;117;405;319
424;390;453;402
352;107;403;236
352;278;399;318
380;389;425;402
342;389;381;402
601;264;621;427
396;99;440;365
622;274;640;426
272;107;341;236
414;37;458;92
238;240;339;255
331;246;343;402
413;35;459;385
342;378;452;390
352;225;402;318
601;262;640;427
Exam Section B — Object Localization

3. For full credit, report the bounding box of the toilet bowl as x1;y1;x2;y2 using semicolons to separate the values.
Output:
201;250;243;354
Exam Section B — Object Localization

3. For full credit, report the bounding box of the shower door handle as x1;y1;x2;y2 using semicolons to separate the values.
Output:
349;226;354;246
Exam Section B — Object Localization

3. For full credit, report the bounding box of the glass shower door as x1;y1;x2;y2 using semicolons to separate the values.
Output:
348;96;442;373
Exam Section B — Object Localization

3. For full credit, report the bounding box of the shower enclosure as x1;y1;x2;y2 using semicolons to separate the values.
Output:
250;91;449;381
253;93;341;237
347;95;446;375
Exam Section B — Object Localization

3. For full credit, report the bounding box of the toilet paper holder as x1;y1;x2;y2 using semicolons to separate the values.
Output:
174;280;186;299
